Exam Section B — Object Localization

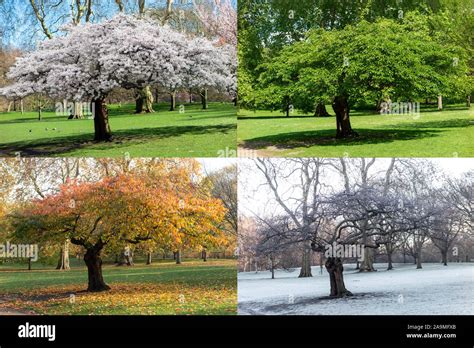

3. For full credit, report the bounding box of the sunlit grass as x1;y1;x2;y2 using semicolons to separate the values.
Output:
238;105;473;157
0;103;237;157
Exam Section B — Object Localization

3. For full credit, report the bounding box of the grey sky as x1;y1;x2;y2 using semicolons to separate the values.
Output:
238;158;474;218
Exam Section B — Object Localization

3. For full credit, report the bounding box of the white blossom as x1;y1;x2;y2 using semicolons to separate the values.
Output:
0;14;233;101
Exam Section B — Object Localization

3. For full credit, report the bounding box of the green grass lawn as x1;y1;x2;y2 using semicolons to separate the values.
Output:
0;259;237;315
238;105;474;157
0;102;236;157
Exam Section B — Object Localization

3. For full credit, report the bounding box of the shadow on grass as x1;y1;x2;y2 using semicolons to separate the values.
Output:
240;117;471;150
240;128;442;150
0;124;235;156
0;115;67;125
238;115;321;120
385;118;471;129
0;103;236;124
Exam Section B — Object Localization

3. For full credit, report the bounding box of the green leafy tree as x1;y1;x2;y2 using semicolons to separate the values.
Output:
257;19;470;138
237;0;454;111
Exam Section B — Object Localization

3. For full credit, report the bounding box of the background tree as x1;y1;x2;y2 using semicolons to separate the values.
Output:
205;164;237;236
429;191;464;265
254;158;331;278
255;216;292;279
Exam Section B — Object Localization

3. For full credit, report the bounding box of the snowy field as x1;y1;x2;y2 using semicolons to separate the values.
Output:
238;263;474;315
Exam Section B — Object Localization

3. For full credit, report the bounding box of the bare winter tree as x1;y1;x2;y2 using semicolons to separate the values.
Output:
255;216;293;279
396;160;442;269
445;171;473;232
330;158;379;272
428;184;468;266
206;164;237;236
237;216;259;272
310;183;413;296
254;158;330;278
244;158;473;299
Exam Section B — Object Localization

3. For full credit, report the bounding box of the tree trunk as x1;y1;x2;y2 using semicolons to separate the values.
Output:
387;250;393;270
416;249;423;269
135;86;154;113
135;92;144;113
146;252;152;265
325;257;352;297
28;257;32;271
175;250;182;264
38;97;42;121
467;95;471;107
359;247;376;272
201;249;207;262
20;99;24;115
441;250;448;266
117;247;133;266
377;96;392;114
93;98;112;141
270;257;275;279
83;245;110;292
170;91;176;111
332;95;357;138
142;91;151;113
437;95;443;110
200;89;208;110
314;103;330;117
298;245;312;278
73;102;83;119
56;239;70;270
7;101;12;112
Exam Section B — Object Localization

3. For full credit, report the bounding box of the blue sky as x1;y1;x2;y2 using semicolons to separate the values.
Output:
0;0;237;49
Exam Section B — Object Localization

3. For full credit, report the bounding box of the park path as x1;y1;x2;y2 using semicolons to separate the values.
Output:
0;296;36;315
0;308;31;315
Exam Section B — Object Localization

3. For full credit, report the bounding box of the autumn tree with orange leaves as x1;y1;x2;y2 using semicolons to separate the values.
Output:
12;161;227;292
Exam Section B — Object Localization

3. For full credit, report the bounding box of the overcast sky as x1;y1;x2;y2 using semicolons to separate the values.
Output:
199;158;236;174
238;158;474;219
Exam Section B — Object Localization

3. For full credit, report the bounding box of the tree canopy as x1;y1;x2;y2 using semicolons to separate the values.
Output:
238;0;473;138
11;159;228;291
0;14;234;140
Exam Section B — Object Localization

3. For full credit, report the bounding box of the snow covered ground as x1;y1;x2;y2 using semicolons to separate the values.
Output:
238;263;474;315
